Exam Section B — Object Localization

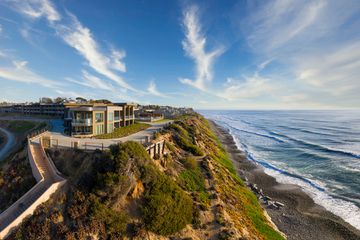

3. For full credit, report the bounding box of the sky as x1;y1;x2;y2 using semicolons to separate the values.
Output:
0;0;359;109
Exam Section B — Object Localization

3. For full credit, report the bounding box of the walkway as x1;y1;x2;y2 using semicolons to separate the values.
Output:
0;135;66;239
48;120;173;150
0;127;15;161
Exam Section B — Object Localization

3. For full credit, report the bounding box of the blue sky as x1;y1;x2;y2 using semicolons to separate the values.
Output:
0;0;359;109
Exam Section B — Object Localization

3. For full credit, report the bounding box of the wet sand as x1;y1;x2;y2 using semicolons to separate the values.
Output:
209;120;360;240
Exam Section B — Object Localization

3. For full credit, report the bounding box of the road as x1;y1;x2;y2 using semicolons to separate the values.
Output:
0;127;15;161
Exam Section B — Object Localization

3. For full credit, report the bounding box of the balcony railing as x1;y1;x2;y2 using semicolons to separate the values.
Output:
72;118;92;126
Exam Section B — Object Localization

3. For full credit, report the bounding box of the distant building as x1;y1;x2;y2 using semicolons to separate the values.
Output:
0;103;65;117
137;105;194;119
64;102;137;137
136;109;164;122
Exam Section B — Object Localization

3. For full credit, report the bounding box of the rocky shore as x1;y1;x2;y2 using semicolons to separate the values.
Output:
210;120;360;240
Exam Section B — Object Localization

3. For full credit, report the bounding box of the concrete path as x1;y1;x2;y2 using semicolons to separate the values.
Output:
0;136;65;237
48;120;173;150
0;127;15;161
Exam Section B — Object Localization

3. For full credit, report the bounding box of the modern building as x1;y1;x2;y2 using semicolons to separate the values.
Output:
64;102;137;137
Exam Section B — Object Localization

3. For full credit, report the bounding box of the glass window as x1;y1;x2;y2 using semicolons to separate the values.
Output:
95;113;103;122
96;124;104;135
107;123;114;133
108;112;114;121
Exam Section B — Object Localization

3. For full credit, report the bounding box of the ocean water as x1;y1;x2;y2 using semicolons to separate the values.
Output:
200;110;360;230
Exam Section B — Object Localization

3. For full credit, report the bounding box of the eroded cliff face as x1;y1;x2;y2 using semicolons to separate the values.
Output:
6;114;284;240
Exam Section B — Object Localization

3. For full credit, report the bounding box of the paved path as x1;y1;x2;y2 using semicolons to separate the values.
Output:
48;120;173;150
0;137;64;236
0;127;15;161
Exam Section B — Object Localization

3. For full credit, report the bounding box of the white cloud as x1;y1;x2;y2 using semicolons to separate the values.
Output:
55;89;84;99
65;70;114;91
110;49;126;72
7;0;137;93
296;41;360;95
237;0;360;108
179;5;224;91
220;73;274;101
0;58;59;87
8;0;61;22
56;14;135;91
246;0;326;54
147;80;168;98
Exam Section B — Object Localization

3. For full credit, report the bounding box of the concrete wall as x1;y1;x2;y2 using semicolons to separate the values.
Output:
0;133;66;239
0;180;66;239
27;139;43;182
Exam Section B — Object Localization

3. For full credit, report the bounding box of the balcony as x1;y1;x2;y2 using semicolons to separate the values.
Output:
72;118;92;126
124;116;134;120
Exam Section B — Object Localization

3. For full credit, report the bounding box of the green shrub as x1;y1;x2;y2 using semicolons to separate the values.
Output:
142;165;193;235
176;136;203;156
181;157;197;170
89;194;128;236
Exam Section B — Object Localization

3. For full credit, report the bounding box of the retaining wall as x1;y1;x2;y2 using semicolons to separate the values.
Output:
0;132;66;239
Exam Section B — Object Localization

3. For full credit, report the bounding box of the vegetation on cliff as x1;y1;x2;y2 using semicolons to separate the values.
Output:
5;113;283;240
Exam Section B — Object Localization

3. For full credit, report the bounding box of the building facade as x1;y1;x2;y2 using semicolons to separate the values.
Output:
64;103;137;137
0;103;65;117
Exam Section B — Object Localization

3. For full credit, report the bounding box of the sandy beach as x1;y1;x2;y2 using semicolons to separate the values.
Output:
210;120;360;240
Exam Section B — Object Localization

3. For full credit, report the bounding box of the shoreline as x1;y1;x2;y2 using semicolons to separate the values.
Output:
209;120;360;240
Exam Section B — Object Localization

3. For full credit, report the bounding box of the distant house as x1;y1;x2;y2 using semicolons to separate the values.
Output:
64;102;137;137
136;109;164;122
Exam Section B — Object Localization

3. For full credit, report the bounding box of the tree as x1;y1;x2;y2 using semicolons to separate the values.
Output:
76;97;87;103
54;97;66;104
40;97;53;104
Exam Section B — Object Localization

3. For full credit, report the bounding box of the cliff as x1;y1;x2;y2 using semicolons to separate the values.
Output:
5;113;284;240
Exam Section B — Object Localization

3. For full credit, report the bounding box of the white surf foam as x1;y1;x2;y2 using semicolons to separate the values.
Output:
225;123;360;231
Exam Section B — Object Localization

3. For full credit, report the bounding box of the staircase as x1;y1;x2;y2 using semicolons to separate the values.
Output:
0;133;66;239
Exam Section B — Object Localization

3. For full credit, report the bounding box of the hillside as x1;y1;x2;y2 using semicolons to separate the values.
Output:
6;113;284;240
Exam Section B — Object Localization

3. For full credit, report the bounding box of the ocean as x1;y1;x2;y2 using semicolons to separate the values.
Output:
200;110;360;230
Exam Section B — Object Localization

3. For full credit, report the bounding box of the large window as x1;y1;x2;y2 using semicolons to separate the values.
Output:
108;112;114;121
107;123;114;133
95;113;104;122
114;111;120;120
96;124;104;135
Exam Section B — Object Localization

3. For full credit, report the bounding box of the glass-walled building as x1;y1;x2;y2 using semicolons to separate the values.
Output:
64;103;137;137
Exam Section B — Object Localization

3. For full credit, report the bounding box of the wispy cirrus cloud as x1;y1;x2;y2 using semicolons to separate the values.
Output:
65;70;114;91
0;58;59;88
236;0;360;107
56;14;136;92
179;5;224;91
6;0;138;93
220;73;274;101
147;80;168;98
7;0;60;22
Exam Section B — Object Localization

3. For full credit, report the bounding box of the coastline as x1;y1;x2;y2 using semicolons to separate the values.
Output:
209;120;360;240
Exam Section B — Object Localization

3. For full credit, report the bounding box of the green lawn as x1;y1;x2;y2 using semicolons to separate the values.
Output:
95;123;151;139
6;121;37;133
152;118;172;123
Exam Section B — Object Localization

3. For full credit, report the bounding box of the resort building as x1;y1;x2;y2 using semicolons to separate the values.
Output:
64;102;137;137
0;103;65;117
